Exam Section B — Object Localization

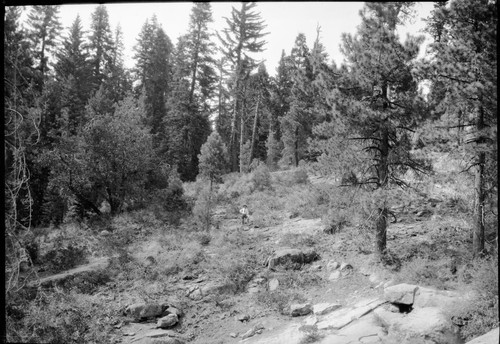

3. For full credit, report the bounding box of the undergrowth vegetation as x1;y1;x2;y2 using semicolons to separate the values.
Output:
6;157;498;343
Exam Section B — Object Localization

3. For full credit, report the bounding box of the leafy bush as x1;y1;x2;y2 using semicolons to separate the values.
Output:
251;164;273;191
192;185;216;231
6;291;120;344
451;257;499;341
255;290;307;315
42;244;88;273
217;254;258;294
299;329;324;344
395;257;454;289
59;269;113;294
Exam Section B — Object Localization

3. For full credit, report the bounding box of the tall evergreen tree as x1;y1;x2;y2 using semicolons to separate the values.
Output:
26;5;62;90
54;15;93;135
218;2;268;172
88;5;114;90
414;0;497;257
313;2;428;258
162;3;216;181
105;23;131;104
134;16;173;147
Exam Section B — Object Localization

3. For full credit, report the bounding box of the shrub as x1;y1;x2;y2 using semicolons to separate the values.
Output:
395;257;454;289
299;329;324;344
192;184;216;231
293;167;309;184
41;244;88;273
255;290;307;315
451;257;499;341
251;164;273;191
6;291;119;344
196;232;211;246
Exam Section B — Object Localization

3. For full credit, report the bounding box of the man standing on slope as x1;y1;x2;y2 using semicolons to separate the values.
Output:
240;204;249;225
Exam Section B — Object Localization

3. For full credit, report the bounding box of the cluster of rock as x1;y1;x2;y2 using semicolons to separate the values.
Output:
378;283;465;343
264;248;319;270
124;301;184;330
243;283;478;344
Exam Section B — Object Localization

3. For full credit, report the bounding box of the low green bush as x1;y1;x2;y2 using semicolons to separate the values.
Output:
396;257;455;289
6;291;120;344
451;256;499;341
42;243;88;273
255;290;307;315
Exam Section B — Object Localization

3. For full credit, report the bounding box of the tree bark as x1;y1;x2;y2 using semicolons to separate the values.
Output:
239;83;247;172
250;92;261;162
294;126;299;167
472;103;485;257
375;124;389;257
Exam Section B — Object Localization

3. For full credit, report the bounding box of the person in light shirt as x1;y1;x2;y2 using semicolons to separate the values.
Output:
239;204;249;225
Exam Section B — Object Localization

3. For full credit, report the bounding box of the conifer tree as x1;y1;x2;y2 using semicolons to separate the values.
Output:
26;5;62;90
54;15;93;135
162;3;216;181
134;16;173;147
88;5;114;90
313;2;428;258
218;2;268;172
414;0;497;257
198;131;228;186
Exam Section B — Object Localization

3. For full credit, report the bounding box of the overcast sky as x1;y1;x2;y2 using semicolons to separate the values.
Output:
21;2;435;74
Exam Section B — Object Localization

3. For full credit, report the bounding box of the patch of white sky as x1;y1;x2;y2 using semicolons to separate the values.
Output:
22;2;435;76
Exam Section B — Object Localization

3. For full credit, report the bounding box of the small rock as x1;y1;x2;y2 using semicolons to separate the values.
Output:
291;303;313;317
268;278;280;291
157;314;178;329
313;302;342;315
247;286;261;294
100;230;111;236
310;264;322;271
340;262;353;275
383;280;395;289
237;314;250;322
166;306;183;318
122;332;135;336
384;283;419;305
241;328;256;339
125;303;165;321
229;332;238;338
328;261;340;270
386;304;400;313
303;315;318;326
369;274;382;284
329;270;341;280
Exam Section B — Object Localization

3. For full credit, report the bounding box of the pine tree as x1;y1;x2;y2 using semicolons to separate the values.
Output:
26;5;62;90
54;15;93;135
414;0;497;257
134;16;173;147
218;2;268;172
162;3;216;181
88;5;114;90
105;23;131;104
198;131;228;186
314;2;429;258
268;50;293;160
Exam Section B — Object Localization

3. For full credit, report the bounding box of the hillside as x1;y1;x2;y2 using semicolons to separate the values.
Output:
7;152;498;344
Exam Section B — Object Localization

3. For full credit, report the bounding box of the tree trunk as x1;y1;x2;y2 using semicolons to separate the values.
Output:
294;126;299;167
239;86;247;173
250;92;261;162
472;104;485;257
376;124;389;258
